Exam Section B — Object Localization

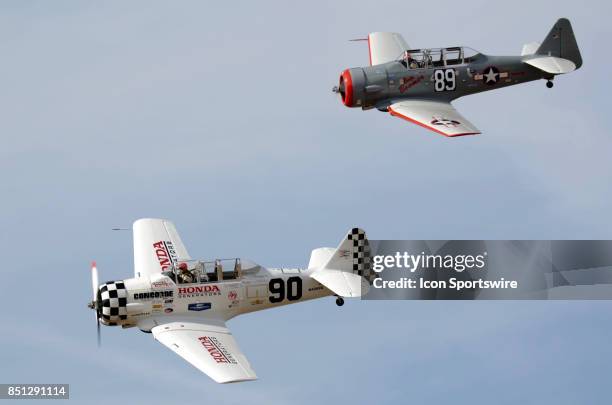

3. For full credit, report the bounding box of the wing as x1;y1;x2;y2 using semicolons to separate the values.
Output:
152;320;257;384
388;100;481;137
368;32;409;66
133;218;192;278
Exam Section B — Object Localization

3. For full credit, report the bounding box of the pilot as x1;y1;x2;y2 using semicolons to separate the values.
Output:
177;262;194;284
403;51;418;69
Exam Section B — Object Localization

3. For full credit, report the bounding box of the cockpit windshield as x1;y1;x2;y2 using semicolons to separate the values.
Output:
398;47;480;69
161;258;261;285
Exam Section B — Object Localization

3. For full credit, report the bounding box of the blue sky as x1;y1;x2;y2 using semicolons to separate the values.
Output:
1;1;611;404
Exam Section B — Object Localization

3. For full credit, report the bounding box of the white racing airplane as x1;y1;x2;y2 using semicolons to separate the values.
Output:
88;218;375;383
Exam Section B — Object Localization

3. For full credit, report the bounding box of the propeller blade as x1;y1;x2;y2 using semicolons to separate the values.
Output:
96;315;101;347
91;261;101;347
91;261;99;302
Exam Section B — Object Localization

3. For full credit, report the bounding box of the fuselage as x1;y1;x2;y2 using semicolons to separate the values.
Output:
98;264;332;332
338;49;547;110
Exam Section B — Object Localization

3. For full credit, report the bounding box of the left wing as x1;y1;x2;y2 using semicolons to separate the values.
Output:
133;218;192;278
368;32;409;66
152;320;257;384
388;100;481;137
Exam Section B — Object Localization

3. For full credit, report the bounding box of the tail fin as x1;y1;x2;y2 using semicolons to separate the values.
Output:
524;18;582;74
309;228;376;298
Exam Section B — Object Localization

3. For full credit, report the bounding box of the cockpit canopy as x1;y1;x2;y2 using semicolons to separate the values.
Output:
399;47;481;69
161;258;261;285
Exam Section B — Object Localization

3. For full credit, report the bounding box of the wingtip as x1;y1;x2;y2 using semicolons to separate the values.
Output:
447;132;481;137
218;376;258;384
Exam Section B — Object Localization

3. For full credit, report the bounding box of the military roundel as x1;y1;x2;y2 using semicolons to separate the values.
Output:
431;117;461;128
474;66;509;85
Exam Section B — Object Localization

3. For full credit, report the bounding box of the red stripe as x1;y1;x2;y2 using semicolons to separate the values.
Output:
388;107;480;137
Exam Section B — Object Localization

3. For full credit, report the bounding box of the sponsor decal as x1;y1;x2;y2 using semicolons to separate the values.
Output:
227;290;238;301
431;117;460;128
198;336;237;364
164;308;173;313
338;249;350;258
308;286;324;292
152;304;162;309
133;290;173;300
188;302;212;311
152;240;178;270
399;75;425;93
164;299;173;304
131;312;151;317
178;285;221;298
151;279;174;289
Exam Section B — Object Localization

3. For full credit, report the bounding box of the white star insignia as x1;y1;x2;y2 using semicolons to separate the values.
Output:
484;67;499;83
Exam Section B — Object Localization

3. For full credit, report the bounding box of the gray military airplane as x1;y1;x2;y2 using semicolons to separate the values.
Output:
333;18;582;137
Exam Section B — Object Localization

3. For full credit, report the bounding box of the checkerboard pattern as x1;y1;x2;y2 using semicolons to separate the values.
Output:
347;228;377;283
100;280;128;325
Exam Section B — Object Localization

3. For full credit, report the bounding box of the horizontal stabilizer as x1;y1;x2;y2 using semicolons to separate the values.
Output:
521;42;540;56
311;269;369;298
308;247;335;269
524;56;576;74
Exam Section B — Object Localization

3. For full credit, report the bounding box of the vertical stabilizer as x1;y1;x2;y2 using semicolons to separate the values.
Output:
536;18;582;69
309;228;375;298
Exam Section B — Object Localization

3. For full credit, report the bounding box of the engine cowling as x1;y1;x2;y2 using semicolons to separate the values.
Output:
97;280;128;326
338;68;366;107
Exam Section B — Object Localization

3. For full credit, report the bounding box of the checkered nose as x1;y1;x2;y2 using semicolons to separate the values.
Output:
98;280;128;326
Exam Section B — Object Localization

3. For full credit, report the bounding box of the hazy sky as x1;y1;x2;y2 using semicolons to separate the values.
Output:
1;1;611;404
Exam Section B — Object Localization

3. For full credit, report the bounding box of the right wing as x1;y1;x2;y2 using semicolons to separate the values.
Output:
133;218;192;278
152;320;257;384
388;100;481;137
368;32;409;66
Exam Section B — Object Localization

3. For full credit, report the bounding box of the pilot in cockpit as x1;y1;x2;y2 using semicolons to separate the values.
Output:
177;262;194;284
403;51;418;69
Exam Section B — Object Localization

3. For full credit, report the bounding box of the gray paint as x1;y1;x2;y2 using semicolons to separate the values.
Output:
341;19;581;110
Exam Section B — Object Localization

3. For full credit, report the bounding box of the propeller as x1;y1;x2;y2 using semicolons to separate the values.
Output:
88;261;101;347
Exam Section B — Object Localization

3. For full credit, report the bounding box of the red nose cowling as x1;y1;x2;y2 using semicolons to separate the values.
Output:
339;69;353;107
